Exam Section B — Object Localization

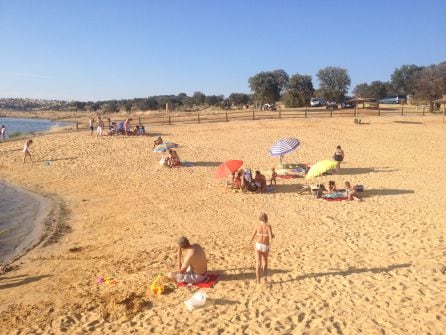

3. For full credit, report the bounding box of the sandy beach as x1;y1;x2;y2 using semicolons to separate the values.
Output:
0;115;445;334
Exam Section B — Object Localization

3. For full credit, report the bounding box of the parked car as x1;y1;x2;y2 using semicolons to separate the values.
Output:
340;101;356;109
262;103;276;111
310;98;325;107
326;101;338;109
379;95;407;104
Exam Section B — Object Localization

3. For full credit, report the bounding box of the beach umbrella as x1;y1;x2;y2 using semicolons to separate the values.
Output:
268;138;300;163
153;142;178;153
305;160;338;179
215;160;243;179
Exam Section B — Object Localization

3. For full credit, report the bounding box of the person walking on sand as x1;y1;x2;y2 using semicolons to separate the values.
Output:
23;139;33;164
333;145;345;174
1;125;6;141
124;118;132;136
167;236;208;284
96;117;104;138
250;213;274;284
89;118;94;137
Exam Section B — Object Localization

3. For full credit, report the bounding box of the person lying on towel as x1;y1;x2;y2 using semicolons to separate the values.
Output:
167;236;208;284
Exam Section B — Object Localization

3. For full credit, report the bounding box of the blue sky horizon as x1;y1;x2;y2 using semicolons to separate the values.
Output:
0;0;445;101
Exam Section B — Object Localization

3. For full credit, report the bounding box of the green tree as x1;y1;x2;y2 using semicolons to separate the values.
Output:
391;64;424;95
317;66;351;102
103;101;119;113
228;93;250;106
249;70;289;105
353;81;393;99
205;95;224;106
192;91;206;105
282;74;314;107
414;62;446;111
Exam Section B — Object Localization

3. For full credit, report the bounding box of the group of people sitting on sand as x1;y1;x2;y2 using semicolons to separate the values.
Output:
231;169;273;193
93;118;145;136
313;180;363;201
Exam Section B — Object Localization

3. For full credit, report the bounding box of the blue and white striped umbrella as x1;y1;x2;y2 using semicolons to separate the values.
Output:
268;138;300;157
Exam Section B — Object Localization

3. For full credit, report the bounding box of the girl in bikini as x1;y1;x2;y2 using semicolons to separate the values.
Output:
250;213;274;284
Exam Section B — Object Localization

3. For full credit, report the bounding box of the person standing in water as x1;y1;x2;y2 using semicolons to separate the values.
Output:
0;125;6;141
250;213;274;284
23;139;33;164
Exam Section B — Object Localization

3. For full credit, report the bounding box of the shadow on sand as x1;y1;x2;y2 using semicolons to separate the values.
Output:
193;161;222;167
276;263;411;284
363;189;414;197
36;157;78;163
394;121;423;125
216;268;290;281
0;274;52;290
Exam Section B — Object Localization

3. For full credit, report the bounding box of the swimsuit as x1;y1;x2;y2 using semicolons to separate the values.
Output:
256;242;269;253
176;266;207;284
255;225;270;253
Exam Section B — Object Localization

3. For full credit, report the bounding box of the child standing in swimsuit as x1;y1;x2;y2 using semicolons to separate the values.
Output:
250;213;274;284
23;139;33;164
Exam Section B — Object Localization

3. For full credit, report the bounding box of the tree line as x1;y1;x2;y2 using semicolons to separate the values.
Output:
0;61;444;113
249;61;445;108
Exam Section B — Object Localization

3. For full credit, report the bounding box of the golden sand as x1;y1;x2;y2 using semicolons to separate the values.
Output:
0;115;445;334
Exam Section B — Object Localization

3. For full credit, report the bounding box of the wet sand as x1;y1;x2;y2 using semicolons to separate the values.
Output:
0;115;445;334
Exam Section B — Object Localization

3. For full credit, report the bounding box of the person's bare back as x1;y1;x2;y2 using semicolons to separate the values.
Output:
181;244;207;275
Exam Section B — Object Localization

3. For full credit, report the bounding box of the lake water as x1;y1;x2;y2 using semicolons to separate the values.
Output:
0;117;70;138
0;182;48;263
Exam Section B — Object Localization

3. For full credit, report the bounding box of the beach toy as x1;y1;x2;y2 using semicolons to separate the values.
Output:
97;275;118;285
150;273;165;295
184;291;207;311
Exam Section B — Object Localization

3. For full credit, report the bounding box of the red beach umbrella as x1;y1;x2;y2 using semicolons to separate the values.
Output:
215;160;243;179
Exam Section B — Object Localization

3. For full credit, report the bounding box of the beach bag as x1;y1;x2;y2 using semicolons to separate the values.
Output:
354;185;364;192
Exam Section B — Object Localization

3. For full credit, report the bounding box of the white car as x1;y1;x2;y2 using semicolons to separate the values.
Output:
310;98;325;107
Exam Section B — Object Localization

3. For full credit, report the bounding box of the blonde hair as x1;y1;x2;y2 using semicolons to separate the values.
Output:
259;213;268;223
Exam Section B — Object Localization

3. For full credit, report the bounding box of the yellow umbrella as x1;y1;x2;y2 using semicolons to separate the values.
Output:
305;160;337;179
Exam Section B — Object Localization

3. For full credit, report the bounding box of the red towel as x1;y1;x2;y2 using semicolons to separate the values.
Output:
176;274;220;288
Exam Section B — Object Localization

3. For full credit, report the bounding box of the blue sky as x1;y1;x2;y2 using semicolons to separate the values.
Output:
0;0;445;101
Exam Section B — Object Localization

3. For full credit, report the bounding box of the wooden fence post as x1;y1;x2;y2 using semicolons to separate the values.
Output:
168;114;171;125
252;110;255;120
279;109;281;119
76;121;79;132
305;106;308;118
330;109;333;117
225;110;228;122
423;106;425;116
378;107;381;116
138;116;141;125
401;105;404;116
198;113;200;124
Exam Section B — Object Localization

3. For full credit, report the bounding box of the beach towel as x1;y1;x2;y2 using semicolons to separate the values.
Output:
176;274;220;288
322;192;348;201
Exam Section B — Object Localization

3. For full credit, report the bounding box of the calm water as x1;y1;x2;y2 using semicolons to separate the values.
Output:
0;182;47;263
0;117;69;138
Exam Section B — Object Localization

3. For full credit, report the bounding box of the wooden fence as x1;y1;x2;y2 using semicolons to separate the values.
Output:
72;104;434;131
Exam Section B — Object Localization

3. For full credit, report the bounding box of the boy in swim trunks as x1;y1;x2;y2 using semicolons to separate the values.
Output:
250;213;274;284
167;236;208;284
